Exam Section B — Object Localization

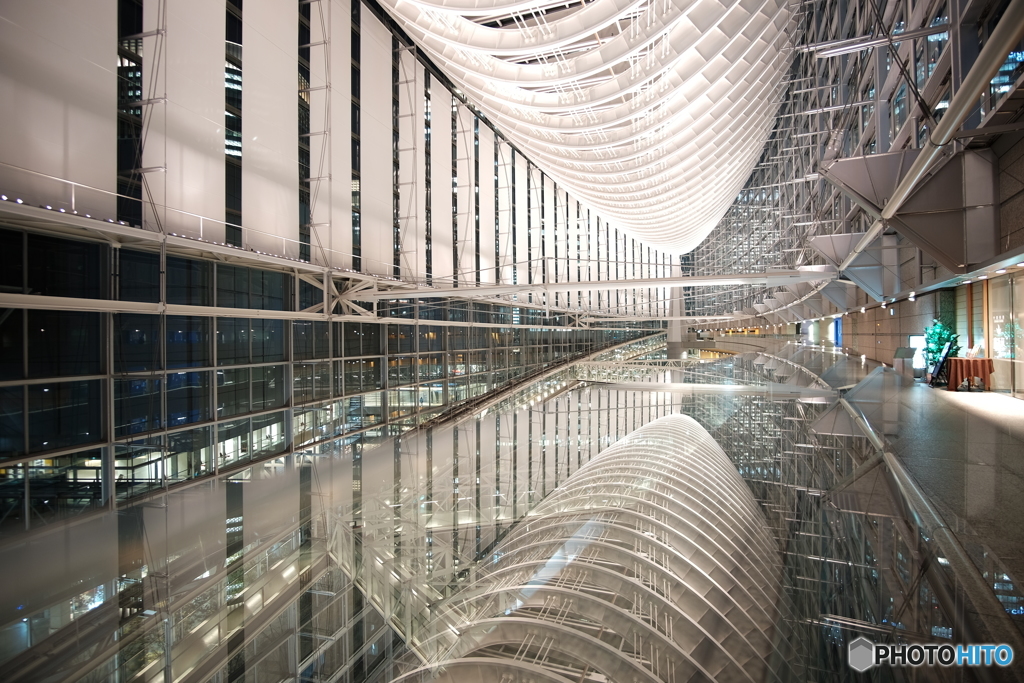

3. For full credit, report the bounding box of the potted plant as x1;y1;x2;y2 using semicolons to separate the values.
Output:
924;319;959;383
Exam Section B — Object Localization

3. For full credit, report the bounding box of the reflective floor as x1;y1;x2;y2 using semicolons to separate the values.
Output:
4;337;1024;682
884;383;1024;594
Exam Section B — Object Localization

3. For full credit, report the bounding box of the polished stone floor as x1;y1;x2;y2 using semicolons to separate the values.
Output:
886;383;1024;587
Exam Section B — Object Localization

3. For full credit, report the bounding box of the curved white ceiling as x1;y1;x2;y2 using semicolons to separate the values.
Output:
379;0;794;253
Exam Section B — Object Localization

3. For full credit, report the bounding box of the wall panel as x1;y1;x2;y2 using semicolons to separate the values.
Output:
360;14;395;277
149;0;225;240
497;141;513;286
456;106;474;285
397;56;425;280
0;0;117;218
431;88;453;285
513;153;528;293
243;0;299;258
478;125;496;285
327;0;353;269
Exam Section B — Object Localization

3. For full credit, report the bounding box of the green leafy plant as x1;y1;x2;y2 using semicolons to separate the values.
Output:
924;319;959;368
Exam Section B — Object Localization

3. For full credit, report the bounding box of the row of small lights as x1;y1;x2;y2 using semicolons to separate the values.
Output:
959;262;1024;286
0;193;416;277
704;262;1024;332
11;191;1024;313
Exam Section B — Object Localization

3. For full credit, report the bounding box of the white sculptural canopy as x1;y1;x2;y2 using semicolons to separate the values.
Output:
379;0;793;253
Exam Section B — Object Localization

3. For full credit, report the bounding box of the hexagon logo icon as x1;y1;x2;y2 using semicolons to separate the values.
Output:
848;636;875;672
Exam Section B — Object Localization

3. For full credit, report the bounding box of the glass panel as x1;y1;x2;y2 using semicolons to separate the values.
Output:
0;386;24;457
119;249;160;303
312;321;329;359
343;358;382;395
0;309;24;380
217;367;250;418
298;279;321;310
166;316;211;369
295;404;335;447
252;365;286;411
0;229;24;294
218;418;250;469
251;412;286;458
990;275;1013;392
1015;275;1024;398
448;327;468;350
294;320;329;361
166;427;213;481
166;256;212;306
115;377;162;437
362;392;383;426
294;364;314;405
388;356;415;387
27;449;104;528
115;314;161;372
27;311;101;378
114;435;164;499
166;371;211;427
251;269;289;311
0;463;25;535
341;322;380;357
293;321;315;361
28;380;102;452
27;234;105;299
252;319;285;363
387;325;415;354
216;264;249;308
419;326;443;352
216;317;250;365
314;362;331;400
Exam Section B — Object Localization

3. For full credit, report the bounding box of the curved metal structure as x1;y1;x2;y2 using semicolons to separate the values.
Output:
379;0;794;253
395;414;787;682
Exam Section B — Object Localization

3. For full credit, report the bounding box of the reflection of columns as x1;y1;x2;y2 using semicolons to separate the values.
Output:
667;286;685;359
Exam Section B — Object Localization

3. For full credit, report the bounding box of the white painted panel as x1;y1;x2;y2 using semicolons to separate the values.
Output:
543;404;557;495
244;459;300;549
312;443;354;527
431;86;453;286
515;408;531;511
477;125;495;284
151;0;225;240
495;411;513;524
552;186;565;287
0;0;116;218
0;511;117;620
526;164;541;288
542;175;554;289
456;105;474;285
513;152;528;292
307;8;335;266
328;0;352;269
149;480;226;593
496;141;513;285
243;0;299;258
397;55;424;281
360;440;395;532
567;197;580;309
361;14;394;277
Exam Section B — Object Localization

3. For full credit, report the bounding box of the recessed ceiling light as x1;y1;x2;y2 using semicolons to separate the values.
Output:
996;269;1006;274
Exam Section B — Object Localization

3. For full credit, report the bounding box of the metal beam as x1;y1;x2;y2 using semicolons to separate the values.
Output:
342;270;835;301
833;0;1024;274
